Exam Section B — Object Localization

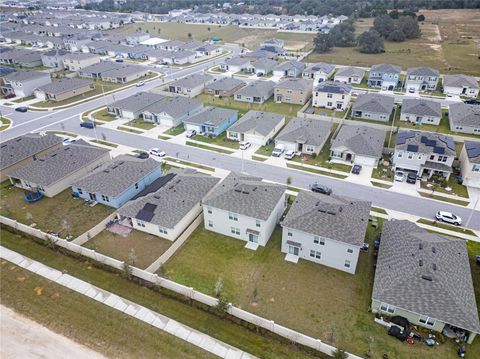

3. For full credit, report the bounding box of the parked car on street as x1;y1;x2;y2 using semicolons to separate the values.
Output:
15;106;28;112
115;58;124;63
435;211;462;226
136;81;145;87
394;171;405;182
135;152;149;159
149;148;166;157
256;72;264;77
284;150;295;160
239;141;251;150
310;183;332;195
352;164;362;175
186;129;197;138
80;121;95;129
464;99;480;105
406;172;417;184
62;138;77;145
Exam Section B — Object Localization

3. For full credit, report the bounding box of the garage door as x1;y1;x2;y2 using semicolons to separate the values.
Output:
354;155;377;167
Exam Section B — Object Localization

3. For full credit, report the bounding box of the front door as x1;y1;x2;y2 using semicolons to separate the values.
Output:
288;246;299;256
249;233;258;243
416;116;422;124
89;193;97;201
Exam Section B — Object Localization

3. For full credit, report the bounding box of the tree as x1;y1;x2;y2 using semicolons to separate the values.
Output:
389;9;400;19
314;32;333;53
329;22;356;47
187;32;192;39
207;27;211;31
397;16;421;39
357;30;384;54
286;176;292;185
332;348;348;359
417;14;426;22
373;14;394;38
387;28;406;42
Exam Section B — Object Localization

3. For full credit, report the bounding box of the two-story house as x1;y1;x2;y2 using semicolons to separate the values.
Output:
312;81;352;111
274;78;313;105
460;141;480;189
367;63;402;90
280;191;370;274
405;67;440;92
393;131;456;179
302;62;335;84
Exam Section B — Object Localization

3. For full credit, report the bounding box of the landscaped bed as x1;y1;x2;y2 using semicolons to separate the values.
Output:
0;182;114;239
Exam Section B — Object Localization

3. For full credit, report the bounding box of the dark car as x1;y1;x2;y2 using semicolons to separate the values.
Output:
476;255;480;265
352;164;362;175
4;93;15;99
406;172;417;184
135;152;149;159
115;58;124;63
15;106;28;112
310;183;332;195
464;99;480;105
80;121;96;129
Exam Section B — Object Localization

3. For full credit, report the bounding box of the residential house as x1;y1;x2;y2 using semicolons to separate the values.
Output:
34;78;95;102
78;61;121;80
167;50;196;65
260;38;285;53
0;134;63;182
126;32;150;45
367;64;401;90
245;49;278;61
280;191;370;274
168;73;214;97
204;77;246;97
1;70;51;98
334;66;365;85
448;102;480;135
330;125;386;167
63;52;101;72
220;56;251;73
0;48;43;68
183;107;238;137
372;220;480;344
100;64;149;84
40;49;68;68
107;92;165;119
203;172;286;250
313;81;351;111
393;131;456;179
443;74;479;98
63;35;91;52
141;96;204;127
275;117;332;155
352;93;394;122
234;80;275;104
227;110;285;145
460;141;480;188
405;67;440;92
274;78;312;105
118;171;219;241
272;60;305;78
8;140;111;198
250;58;278;75
72;156;162;208
400;98;442;126
302;63;335;84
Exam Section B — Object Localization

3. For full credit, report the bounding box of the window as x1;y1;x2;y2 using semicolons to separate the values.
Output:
380;303;396;314
135;183;139;190
101;195;110;202
407;153;413;159
430;154;435;160
228;212;238;221
136;220;145;227
77;188;83;194
438;155;447;163
310;250;321;259
319;237;325;245
327;93;332;98
207;207;212;214
230;227;240;235
397;152;403;158
344;260;351;268
473;164;480;172
419;316;435;326
159;227;168;234
208;220;213;228
256;220;261;228
327;101;332;107
314;236;319;244
287;230;293;237
347;248;353;253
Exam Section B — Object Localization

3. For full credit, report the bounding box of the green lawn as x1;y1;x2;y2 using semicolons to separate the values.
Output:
252;155;268;162
12;95;35;103
197;94;301;118
420;177;469;199
90;139;118;148
124;119;156;130
0;260;215;359
286;163;348;179
83;107;117;122
186;141;235;154
117;126;143;134
0;117;12;131
313;107;346;118
165;157;215;172
417;219;477;237
192;132;239;150
371;206;388;215
164;124;185;136
371;159;394;182
0;228;318;359
418;192;469;206
0;182;114;239
255;142;275;157
83;229;173;269
371;181;393;189
158;134;171;140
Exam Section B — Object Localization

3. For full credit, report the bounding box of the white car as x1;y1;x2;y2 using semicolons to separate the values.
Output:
394;171;405;182
436;211;462;226
63;138;76;145
186;129;197;138
149;148;166;157
284;150;295;160
239;141;251;150
136;81;145;87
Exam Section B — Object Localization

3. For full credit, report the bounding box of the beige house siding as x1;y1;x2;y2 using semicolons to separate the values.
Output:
204;83;245;97
44;83;95;102
274;87;312;105
64;56;101;72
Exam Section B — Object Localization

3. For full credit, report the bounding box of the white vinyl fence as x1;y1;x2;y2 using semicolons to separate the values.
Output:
1;215;362;359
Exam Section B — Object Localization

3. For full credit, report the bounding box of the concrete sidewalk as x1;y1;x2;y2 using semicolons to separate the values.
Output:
0;246;256;359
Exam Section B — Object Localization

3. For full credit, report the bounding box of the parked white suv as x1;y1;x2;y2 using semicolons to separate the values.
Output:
239;141;251;150
272;144;285;157
394;171;405;182
284;150;295;160
186;129;197;138
435;211;462;226
149;148;166;157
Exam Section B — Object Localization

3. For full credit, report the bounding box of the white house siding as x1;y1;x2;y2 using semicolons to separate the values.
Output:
354;155;378;167
353;111;390;122
313;91;351;111
400;112;441;126
444;85;479;98
334;75;362;85
460;147;480;189
7;76;52;98
203;195;285;247
281;227;360;274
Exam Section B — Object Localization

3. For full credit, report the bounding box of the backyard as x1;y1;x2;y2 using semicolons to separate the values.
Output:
83;229;173;269
0;182;114;239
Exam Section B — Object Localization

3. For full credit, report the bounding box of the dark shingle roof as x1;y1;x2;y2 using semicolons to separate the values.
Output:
183;107;237;127
234;80;275;98
315;81;352;94
449;102;480;128
406;67;439;77
353;93;394;115
401;98;442;117
396;130;456;156
276;117;332;147
331;125;386;158
373;220;480;333
37;78;93;95
370;63;401;74
275;78;312;91
443;74;479;89
228;110;284;136
465;141;480;164
204;77;245;92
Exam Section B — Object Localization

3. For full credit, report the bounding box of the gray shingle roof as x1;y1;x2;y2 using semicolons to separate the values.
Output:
205;77;245;92
401;98;442;117
72;156;160;198
406;67;439;77
281;190;370;247
315;81;352;94
170;73;213;89
276;117;332;147
353;93;394;115
396;130;456;156
228;110;284;136
465;141;480;164
37;78;93;95
373;220;480;333
275;78;312;91
119;172;219;228
443;74;479;89
80;61;119;74
5;70;50;82
0;134;63;170
304;62;335;75
63;52;100;61
9;140;110;187
110;92;165;113
251;58;278;69
203;172;285;221
102;64;147;78
335;66;365;78
370;63;401;74
449;102;480;128
224;56;250;67
183;107;237;127
143;96;203;118
273;60;305;72
234;80;275;98
331;124;386;158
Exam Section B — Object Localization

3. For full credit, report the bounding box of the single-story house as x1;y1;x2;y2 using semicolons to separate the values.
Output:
203;172;286;250
234;80;275;104
280;191;370;274
204;77;246;97
141;96;204;127
274;78;313;105
63;52;101;72
0;134;63;182
34;78;95;102
443;74;479;98
272;60;305;78
118;171;220;241
372;220;480;344
183;107;238;137
1;70;51;98
41;49;68;68
460;141;480;189
168;73;214;97
72;156;162;208
313;81;352;111
220;56;251;73
334;66;365;85
78;61;122;80
8;140;111;198
107;92;165;119
250;58;278;75
330;125;386;167
100;64;149;84
448;102;480;135
400;98;442;126
227;110;285;146
352;93;395;122
275;117;332;155
302;62;335;83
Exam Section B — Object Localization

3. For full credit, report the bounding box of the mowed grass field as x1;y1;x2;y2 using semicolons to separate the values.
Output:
114;22;314;51
306;10;480;76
